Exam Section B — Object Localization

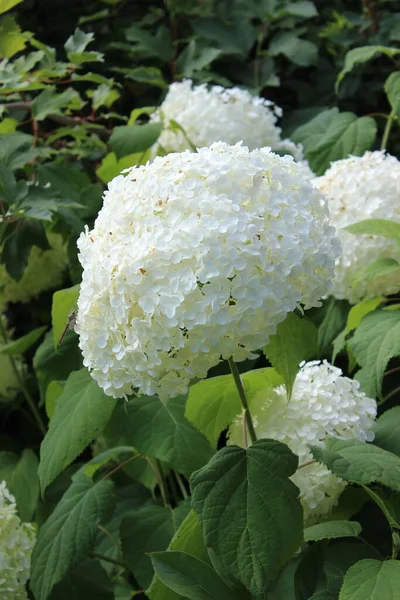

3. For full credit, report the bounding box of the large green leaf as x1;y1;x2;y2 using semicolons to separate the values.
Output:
0;449;39;522
339;559;400;599
186;368;282;448
311;438;400;492
106;394;213;477
49;558;114;600
0;132;38;171
269;31;317;66
51;284;80;348
0;326;46;356
147;510;207;600
0;14;26;58
385;71;400;118
109;123;163;158
345;219;400;244
263;313;317;399
292;108;376;175
190;439;303;595
32;88;83;121
1;219;50;281
336;46;400;91
30;473;115;600
349;309;400;397
39;369;116;492
0;0;25;14
121;504;190;589
150;552;239;600
354;258;400;284
374;407;400;457
304;520;361;542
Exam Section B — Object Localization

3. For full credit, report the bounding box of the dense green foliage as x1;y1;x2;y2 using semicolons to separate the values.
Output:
0;1;400;599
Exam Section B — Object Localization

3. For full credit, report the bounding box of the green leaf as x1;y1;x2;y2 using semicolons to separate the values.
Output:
304;520;361;542
284;1;318;18
106;395;213;477
64;28;94;54
346;297;382;333
96;151;141;183
150;552;238;600
45;380;64;420
339;559;400;600
311;438;400;492
316;297;349;355
337;46;400;91
9;449;39;522
0;132;38;171
269;31;317;66
177;40;222;77
30;473;115;600
190;439;303;594
0;325;46;355
0;14;26;58
38;368;116;493
374;407;400;457
89;83;120;109
109;123;162;158
121;505;190;589
185;368;282;448
32;87;83;121
147;510;207;600
349;309;400;397
0;450;39;522
126;66;168;89
354;258;400;284
51;284;80;348
49;558;114;600
345;219;400;244
0;0;24;14
263;313;317;399
323;541;379;596
1;220;51;280
385;71;400;118
292;108;377;175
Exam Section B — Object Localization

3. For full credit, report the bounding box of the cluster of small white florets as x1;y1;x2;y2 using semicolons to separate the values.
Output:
76;142;339;399
0;481;36;599
317;151;400;304
151;79;304;161
229;360;377;524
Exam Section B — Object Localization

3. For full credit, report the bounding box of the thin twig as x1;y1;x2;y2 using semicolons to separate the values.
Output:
91;552;129;570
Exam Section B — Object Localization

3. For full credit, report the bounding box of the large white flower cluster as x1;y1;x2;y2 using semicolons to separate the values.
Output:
317;151;400;304
151;79;304;161
0;481;36;599
76;142;339;399
229;361;377;524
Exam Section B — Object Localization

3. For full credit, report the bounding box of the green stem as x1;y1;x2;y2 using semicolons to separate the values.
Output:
381;385;400;405
380;106;397;151
156;458;170;507
0;318;46;436
174;471;188;500
228;358;257;444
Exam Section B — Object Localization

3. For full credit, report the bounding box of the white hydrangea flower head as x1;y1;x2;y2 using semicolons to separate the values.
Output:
229;360;377;524
0;481;36;599
151;79;304;161
76;142;340;400
316;151;400;304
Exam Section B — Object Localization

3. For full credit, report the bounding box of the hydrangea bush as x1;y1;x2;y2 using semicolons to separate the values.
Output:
1;1;400;599
0;482;36;599
151;79;304;160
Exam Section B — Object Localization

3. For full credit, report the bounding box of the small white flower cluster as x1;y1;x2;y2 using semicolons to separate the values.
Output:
0;481;36;599
76;142;339;399
229;361;377;524
151;79;304;161
317;151;400;304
